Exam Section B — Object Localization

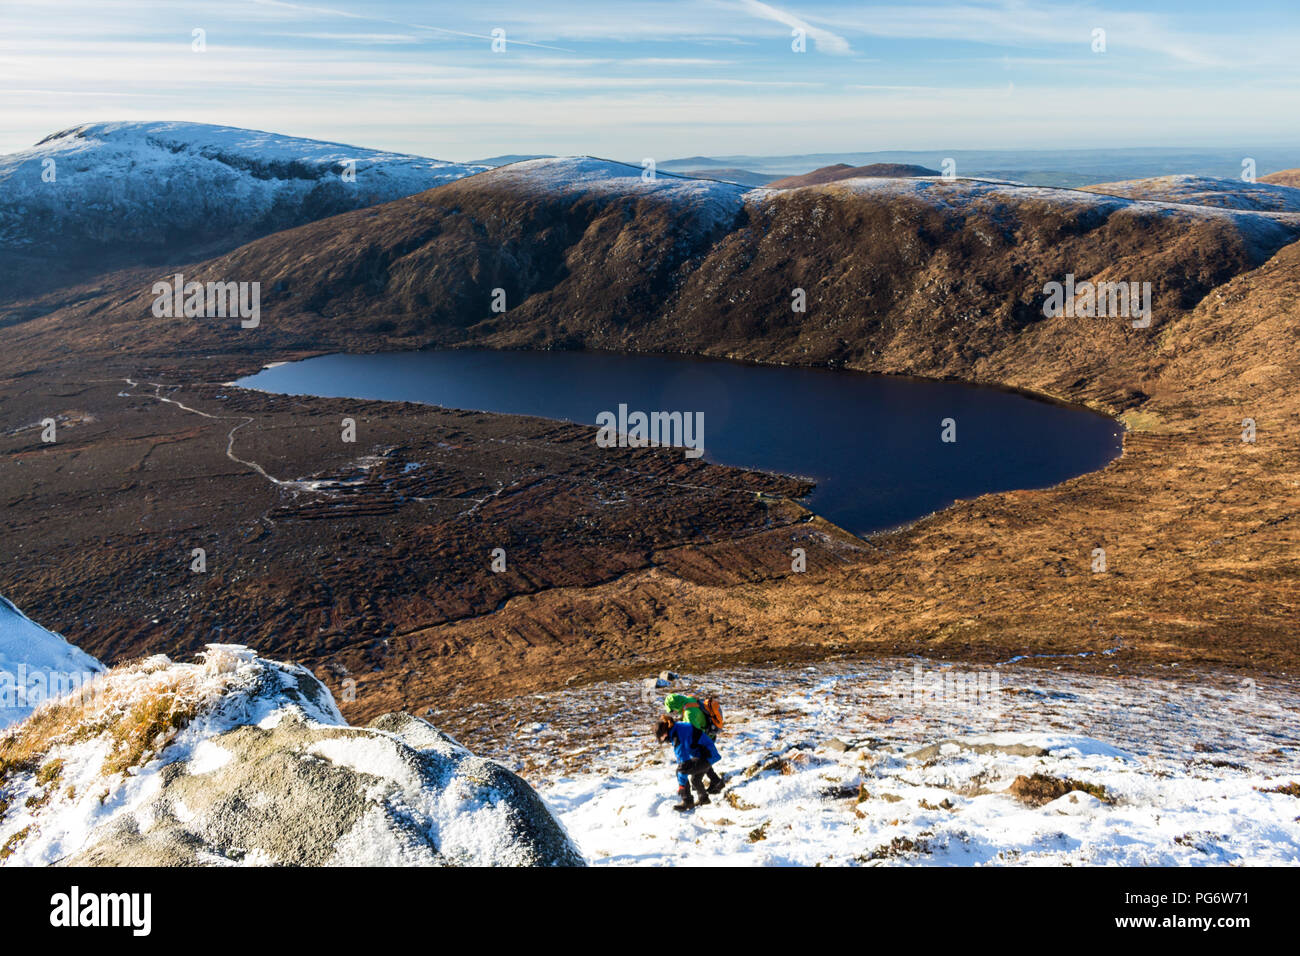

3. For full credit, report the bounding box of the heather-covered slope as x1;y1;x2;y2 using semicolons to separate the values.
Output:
13;161;1295;411
3;159;1299;717
1260;168;1300;188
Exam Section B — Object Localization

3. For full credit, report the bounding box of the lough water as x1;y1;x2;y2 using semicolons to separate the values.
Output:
237;349;1122;536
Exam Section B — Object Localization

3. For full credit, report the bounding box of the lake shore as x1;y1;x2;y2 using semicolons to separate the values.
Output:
2;173;1297;720
0;326;1294;724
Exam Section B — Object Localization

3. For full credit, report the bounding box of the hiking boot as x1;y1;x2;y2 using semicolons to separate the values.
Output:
672;787;695;812
707;777;725;795
694;790;711;806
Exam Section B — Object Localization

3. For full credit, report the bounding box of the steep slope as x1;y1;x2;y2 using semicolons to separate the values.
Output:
1079;174;1300;212
3;158;1299;718
0;644;584;866
0;597;102;728
5;156;754;352
17;159;1294;409
466;662;1300;866
0;121;488;304
767;162;940;188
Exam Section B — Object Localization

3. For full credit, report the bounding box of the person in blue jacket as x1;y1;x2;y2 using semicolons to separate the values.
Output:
655;714;723;812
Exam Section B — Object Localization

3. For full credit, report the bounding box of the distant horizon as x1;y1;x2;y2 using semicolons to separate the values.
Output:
7;118;1300;178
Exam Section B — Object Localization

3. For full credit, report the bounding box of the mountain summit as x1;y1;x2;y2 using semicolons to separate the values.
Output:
0;121;489;301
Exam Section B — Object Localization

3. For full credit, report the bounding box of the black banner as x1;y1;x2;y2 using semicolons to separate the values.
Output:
0;865;1273;942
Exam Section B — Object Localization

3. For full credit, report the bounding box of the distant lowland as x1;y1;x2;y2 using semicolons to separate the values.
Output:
657;146;1300;188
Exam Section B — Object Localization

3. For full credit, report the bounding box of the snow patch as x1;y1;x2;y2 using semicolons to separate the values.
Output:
0;121;489;252
0;595;103;728
486;156;748;232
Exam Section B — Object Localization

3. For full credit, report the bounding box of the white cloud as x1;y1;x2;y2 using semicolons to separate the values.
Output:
730;0;853;55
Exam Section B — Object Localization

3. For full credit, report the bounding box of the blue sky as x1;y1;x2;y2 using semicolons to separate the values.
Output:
2;0;1297;160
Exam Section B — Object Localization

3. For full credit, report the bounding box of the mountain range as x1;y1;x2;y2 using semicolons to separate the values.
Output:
2;125;1299;864
0;121;487;303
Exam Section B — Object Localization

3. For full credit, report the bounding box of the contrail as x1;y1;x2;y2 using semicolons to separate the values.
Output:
247;0;577;52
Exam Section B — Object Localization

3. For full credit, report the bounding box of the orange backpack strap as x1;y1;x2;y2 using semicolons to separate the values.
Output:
702;697;724;728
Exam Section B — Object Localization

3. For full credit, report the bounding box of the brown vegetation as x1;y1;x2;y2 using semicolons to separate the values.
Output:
766;163;940;188
1261;168;1300;188
1008;772;1113;806
1;169;1297;721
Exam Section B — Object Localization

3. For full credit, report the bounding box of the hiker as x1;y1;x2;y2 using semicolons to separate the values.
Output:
655;714;724;812
663;692;723;747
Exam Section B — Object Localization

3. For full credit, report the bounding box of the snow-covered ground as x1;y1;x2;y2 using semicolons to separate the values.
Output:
1081;174;1300;212
0;596;102;728
1;644;581;866
773;175;1300;256
447;659;1300;866
0;121;489;250
488;156;749;232
6;590;1296;867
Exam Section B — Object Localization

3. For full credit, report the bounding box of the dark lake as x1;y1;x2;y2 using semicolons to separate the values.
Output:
237;349;1123;536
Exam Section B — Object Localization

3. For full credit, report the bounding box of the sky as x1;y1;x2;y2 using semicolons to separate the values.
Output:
1;0;1298;161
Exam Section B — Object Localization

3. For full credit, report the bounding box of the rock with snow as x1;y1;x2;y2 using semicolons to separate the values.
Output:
1044;790;1107;815
907;737;1049;760
0;596;103;728
0;644;583;867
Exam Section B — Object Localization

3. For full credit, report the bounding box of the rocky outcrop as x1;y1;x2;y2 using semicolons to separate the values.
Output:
69;711;584;867
0;646;584;867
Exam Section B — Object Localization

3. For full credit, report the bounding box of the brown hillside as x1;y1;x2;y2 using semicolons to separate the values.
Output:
767;162;940;188
1261;168;1300;188
2;164;1298;716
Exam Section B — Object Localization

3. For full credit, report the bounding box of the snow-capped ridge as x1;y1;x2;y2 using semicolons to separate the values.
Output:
482;155;751;231
752;174;1300;257
1080;173;1300;212
0;121;490;270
